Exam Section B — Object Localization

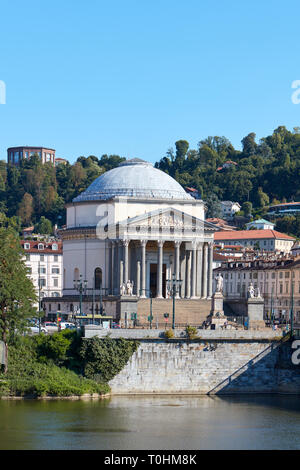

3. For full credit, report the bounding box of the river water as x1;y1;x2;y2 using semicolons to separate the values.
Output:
0;395;300;450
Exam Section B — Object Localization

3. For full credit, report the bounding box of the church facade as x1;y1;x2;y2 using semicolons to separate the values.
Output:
42;159;218;326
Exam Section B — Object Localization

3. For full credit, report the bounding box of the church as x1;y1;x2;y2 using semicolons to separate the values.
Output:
43;158;218;327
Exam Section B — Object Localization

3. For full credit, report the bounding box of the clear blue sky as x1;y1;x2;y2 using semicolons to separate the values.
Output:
1;0;300;165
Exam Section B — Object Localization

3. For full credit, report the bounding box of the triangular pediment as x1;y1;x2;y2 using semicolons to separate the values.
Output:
120;207;219;232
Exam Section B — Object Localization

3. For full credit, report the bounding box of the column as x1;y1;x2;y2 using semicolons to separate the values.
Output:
185;250;191;298
174;241;181;298
140;239;147;298
123;239;129;283
114;240;119;295
119;260;124;294
157;240;164;298
191;243;197;298
180;246;186;299
196;242;203;297
202;243;208;298
110;241;115;295
208;242;213;298
136;261;141;297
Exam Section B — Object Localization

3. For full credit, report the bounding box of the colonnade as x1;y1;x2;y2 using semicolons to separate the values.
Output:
109;239;214;299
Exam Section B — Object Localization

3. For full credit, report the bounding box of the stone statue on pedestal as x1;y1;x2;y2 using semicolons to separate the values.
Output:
215;273;223;293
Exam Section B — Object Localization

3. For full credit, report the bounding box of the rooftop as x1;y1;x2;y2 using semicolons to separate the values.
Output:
214;229;295;241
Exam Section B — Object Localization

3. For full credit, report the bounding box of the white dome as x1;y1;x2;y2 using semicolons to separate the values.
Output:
73;158;193;202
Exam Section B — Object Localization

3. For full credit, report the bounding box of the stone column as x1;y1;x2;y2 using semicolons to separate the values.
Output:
136;260;141;297
180;246;186;299
110;241;115;295
140;239;147;298
123;239;129;283
208;242;213;299
174;240;181;298
119;260;124;294
202;243;208;298
196;242;203;297
191;243;197;299
157;240;164;298
185;250;191;298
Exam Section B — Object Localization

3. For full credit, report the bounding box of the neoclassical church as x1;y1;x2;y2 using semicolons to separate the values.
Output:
43;158;218;326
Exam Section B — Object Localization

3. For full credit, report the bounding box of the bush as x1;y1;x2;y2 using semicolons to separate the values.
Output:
79;337;139;382
185;326;198;340
1;334;110;397
164;329;175;339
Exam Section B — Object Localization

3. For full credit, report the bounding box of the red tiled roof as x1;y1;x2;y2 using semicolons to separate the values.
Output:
21;240;62;253
214;230;295;241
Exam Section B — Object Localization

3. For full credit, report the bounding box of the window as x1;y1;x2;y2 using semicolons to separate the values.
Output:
39;267;46;274
51;292;60;297
53;278;58;287
280;283;283;294
94;267;102;289
40;255;44;262
279;272;283;279
52;244;58;251
24;243;30;250
40;278;46;287
285;272;290;278
38;244;44;250
25;253;30;261
54;255;58;262
52;267;60;274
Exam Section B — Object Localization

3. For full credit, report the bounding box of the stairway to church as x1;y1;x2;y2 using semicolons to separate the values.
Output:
137;298;211;328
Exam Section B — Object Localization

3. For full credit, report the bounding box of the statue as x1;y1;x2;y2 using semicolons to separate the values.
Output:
248;282;255;298
126;280;134;296
120;283;126;295
215;273;223;293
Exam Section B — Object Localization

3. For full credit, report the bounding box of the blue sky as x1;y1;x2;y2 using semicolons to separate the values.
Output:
1;0;300;164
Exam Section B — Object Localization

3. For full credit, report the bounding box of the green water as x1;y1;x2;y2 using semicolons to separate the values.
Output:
0;395;300;450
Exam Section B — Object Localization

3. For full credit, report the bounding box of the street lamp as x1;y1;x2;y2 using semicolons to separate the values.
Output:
140;288;153;329
166;273;183;330
73;274;88;316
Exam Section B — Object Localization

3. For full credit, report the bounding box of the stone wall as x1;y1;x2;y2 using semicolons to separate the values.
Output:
108;338;300;395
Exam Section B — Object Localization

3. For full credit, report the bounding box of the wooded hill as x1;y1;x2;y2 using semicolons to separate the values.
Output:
1;125;300;237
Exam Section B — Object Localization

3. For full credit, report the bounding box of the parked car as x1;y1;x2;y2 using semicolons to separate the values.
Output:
28;325;48;334
44;322;59;332
112;322;121;329
59;322;76;330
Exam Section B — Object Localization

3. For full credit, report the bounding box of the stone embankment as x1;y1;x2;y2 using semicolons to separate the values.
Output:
84;326;300;395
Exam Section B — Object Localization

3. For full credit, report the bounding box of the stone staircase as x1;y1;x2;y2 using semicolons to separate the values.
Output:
137;298;212;327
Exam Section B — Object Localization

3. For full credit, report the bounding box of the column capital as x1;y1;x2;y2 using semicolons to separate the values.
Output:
157;240;165;247
174;240;182;247
140;239;148;247
123;239;130;247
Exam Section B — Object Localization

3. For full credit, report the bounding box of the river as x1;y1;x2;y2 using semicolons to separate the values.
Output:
0;395;300;450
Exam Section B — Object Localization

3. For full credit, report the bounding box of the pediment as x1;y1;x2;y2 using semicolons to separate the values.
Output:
120;207;219;232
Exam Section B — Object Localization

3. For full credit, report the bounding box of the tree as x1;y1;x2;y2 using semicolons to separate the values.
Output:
242;201;253;218
0;228;36;372
18;192;34;225
34;216;52;235
205;194;222;218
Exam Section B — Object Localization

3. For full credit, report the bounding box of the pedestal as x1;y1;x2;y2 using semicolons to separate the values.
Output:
117;296;138;327
209;292;227;329
247;297;265;329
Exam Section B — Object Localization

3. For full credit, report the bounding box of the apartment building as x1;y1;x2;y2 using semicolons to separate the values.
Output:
21;240;63;307
214;255;300;322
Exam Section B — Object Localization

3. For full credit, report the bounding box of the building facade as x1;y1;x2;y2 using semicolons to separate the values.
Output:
7;146;56;166
22;240;63;308
42;158;218;324
220;201;241;219
214;229;295;253
214;255;300;323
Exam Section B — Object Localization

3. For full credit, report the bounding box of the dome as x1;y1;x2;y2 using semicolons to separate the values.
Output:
73;158;193;202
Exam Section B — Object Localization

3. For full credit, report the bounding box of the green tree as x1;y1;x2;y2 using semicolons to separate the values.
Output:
35;216;53;235
0;228;37;372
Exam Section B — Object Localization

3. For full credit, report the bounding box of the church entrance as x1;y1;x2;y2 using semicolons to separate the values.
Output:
150;263;167;298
